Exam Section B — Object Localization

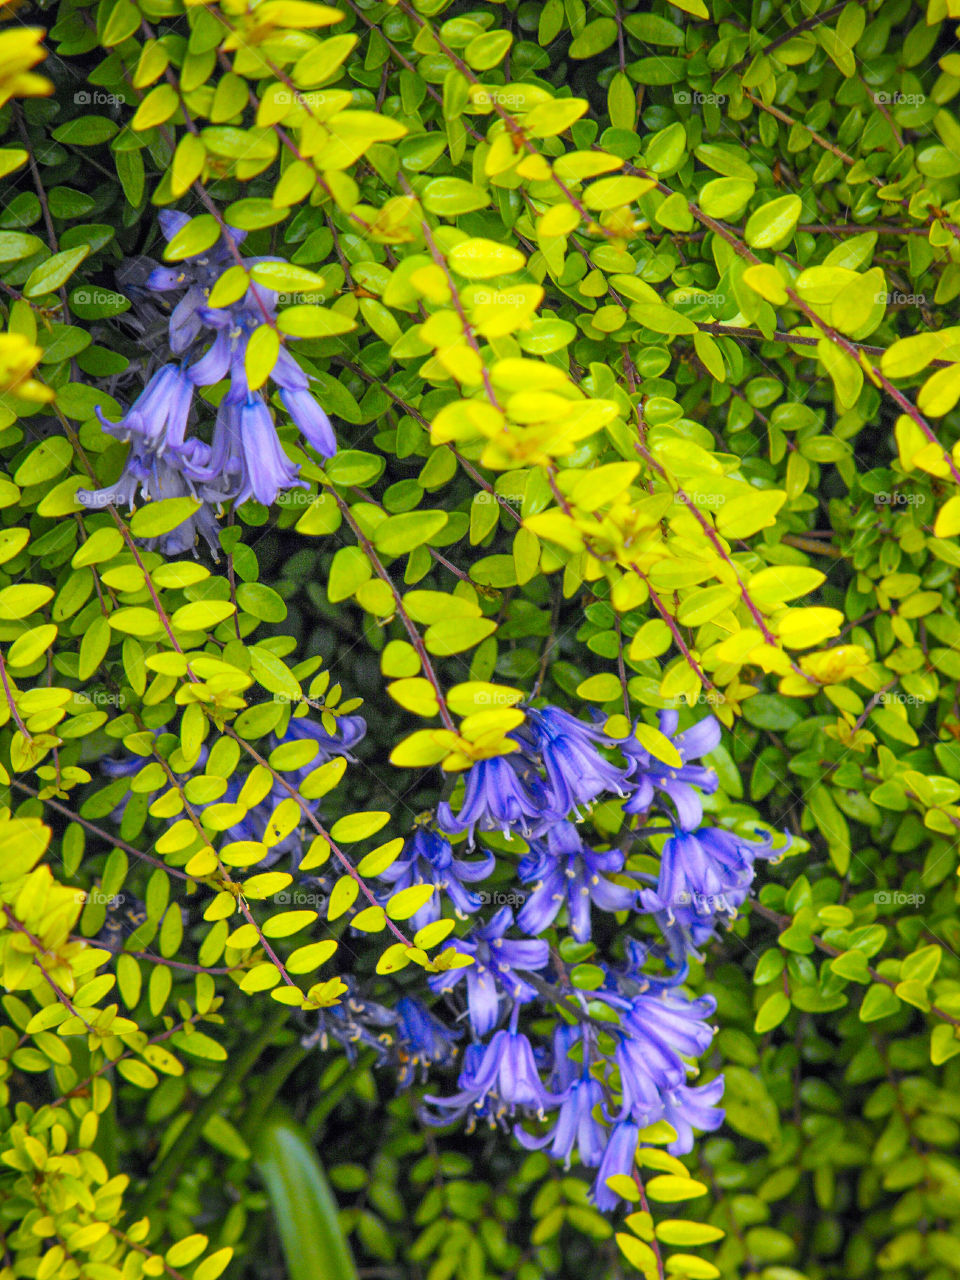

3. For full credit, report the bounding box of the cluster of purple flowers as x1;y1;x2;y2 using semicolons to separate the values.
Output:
104;698;783;1212
79;211;337;553
394;706;787;1209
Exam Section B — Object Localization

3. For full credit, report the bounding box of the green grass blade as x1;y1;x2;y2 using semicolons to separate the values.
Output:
251;1107;359;1280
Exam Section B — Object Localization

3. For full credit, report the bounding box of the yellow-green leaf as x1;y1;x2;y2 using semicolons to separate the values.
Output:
329;811;390;843
644;1175;708;1202
386;883;436;920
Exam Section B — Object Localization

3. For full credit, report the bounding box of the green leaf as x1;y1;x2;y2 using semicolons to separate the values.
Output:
423;617;497;655
644;1176;708;1203
249;647;302;701
656;1221;725;1246
102;0;140;45
463;30;512;70
643;122;688;175
723;1066;781;1146
225;198;291;231
276;305;356;338
292;34;359;87
23;246;90;299
0;584;54;621
859;983;901;1022
0;231;45;262
245;323;280;390
164;214;221;262
421;177;491;216
250;262;326;293
171;600;236;631
329;811;389;842
931;1024;960;1065
325;452;383;487
52;116;119;146
129;497;201;538
14;437;72;486
448;238;525;280
754;990;790;1034
744;195;804;249
131;83;179;131
373;511;447;557
328;546;371;603
252;1110;359;1280
568;17;618;58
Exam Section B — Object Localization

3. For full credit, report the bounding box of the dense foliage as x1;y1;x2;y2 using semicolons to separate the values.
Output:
4;0;960;1277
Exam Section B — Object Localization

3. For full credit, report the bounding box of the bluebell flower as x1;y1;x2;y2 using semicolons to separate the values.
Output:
271;347;336;458
428;907;549;1037
279;386;337;458
394;996;461;1089
183;392;305;509
517;821;637;941
519;706;628;818
302;979;397;1062
89;210;338;531
146;210;248;355
639;825;784;933
143;211;338;492
621;711;721;830
659;1077;725;1155
423;1023;563;1127
604;935;693;998
609;988;717;1125
77;435;223;557
592;1121;640;1211
94;363;194;453
516;1026;607;1168
285;712;366;761
137;458;222;557
378;827;495;932
423;1043;498;1127
437;754;556;842
185;328;231;387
